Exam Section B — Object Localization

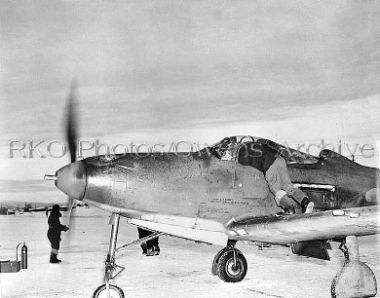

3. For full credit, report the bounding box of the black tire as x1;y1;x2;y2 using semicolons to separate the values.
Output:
212;247;228;275
93;284;125;298
212;247;243;276
217;250;248;283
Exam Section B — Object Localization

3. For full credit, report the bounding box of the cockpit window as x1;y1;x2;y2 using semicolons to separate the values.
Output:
212;136;237;160
206;135;319;164
208;136;255;160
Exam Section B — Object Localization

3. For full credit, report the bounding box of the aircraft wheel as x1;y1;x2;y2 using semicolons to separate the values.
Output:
217;250;247;283
212;247;228;275
93;284;125;298
212;247;242;275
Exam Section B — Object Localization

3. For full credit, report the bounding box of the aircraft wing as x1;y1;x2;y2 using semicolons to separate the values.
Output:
226;206;380;245
126;206;379;247
87;200;379;247
126;214;229;246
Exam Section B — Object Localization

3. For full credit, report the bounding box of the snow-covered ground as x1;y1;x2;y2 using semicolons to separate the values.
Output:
0;211;379;298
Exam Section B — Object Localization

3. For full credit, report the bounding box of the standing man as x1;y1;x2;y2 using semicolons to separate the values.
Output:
47;204;69;263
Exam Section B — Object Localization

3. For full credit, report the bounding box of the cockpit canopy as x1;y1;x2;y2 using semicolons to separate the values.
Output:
207;135;319;165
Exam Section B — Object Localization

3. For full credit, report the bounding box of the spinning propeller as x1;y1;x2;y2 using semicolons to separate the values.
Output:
45;81;85;228
66;81;78;165
64;81;78;227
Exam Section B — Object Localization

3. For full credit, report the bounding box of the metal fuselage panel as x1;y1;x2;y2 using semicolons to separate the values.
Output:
288;155;377;207
82;149;378;223
83;152;280;223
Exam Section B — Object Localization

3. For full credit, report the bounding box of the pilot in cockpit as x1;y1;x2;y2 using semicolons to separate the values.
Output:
212;136;314;214
237;139;315;214
216;137;238;161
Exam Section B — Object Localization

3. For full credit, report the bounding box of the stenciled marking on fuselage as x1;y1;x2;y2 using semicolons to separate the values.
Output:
209;198;250;206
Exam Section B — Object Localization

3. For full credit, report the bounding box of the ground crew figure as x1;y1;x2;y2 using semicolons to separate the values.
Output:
137;228;160;256
47;204;69;263
238;140;314;214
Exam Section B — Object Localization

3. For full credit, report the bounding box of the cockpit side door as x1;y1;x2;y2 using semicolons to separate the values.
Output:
201;136;282;218
232;141;281;215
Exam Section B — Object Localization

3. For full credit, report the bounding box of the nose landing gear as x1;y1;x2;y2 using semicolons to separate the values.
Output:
93;213;165;298
93;284;124;298
93;213;125;298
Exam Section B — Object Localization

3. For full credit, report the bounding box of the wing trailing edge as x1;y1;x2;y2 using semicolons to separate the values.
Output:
227;206;379;245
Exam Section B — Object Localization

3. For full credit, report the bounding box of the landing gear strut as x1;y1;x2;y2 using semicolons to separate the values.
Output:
93;213;125;298
331;236;377;298
93;214;164;298
213;240;248;283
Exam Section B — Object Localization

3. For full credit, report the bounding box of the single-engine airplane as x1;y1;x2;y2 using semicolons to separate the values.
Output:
45;86;379;298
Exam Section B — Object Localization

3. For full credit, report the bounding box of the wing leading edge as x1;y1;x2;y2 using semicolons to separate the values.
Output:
86;199;378;247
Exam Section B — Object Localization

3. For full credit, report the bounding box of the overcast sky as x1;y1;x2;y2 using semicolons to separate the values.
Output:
0;0;379;201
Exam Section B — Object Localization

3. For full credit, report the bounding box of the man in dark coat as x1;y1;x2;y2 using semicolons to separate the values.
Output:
47;204;69;263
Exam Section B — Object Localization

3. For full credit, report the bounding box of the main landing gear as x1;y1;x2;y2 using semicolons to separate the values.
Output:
212;240;248;283
331;236;377;298
213;236;378;298
93;213;164;298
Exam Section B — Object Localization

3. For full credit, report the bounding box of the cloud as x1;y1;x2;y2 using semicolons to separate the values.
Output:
1;0;379;176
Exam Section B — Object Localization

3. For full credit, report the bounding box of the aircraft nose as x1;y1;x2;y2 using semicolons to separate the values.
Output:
55;161;87;200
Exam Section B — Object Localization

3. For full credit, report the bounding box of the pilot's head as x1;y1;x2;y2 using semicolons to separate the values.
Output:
220;137;237;160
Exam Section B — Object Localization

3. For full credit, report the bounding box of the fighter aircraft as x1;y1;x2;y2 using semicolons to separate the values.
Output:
45;86;379;298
